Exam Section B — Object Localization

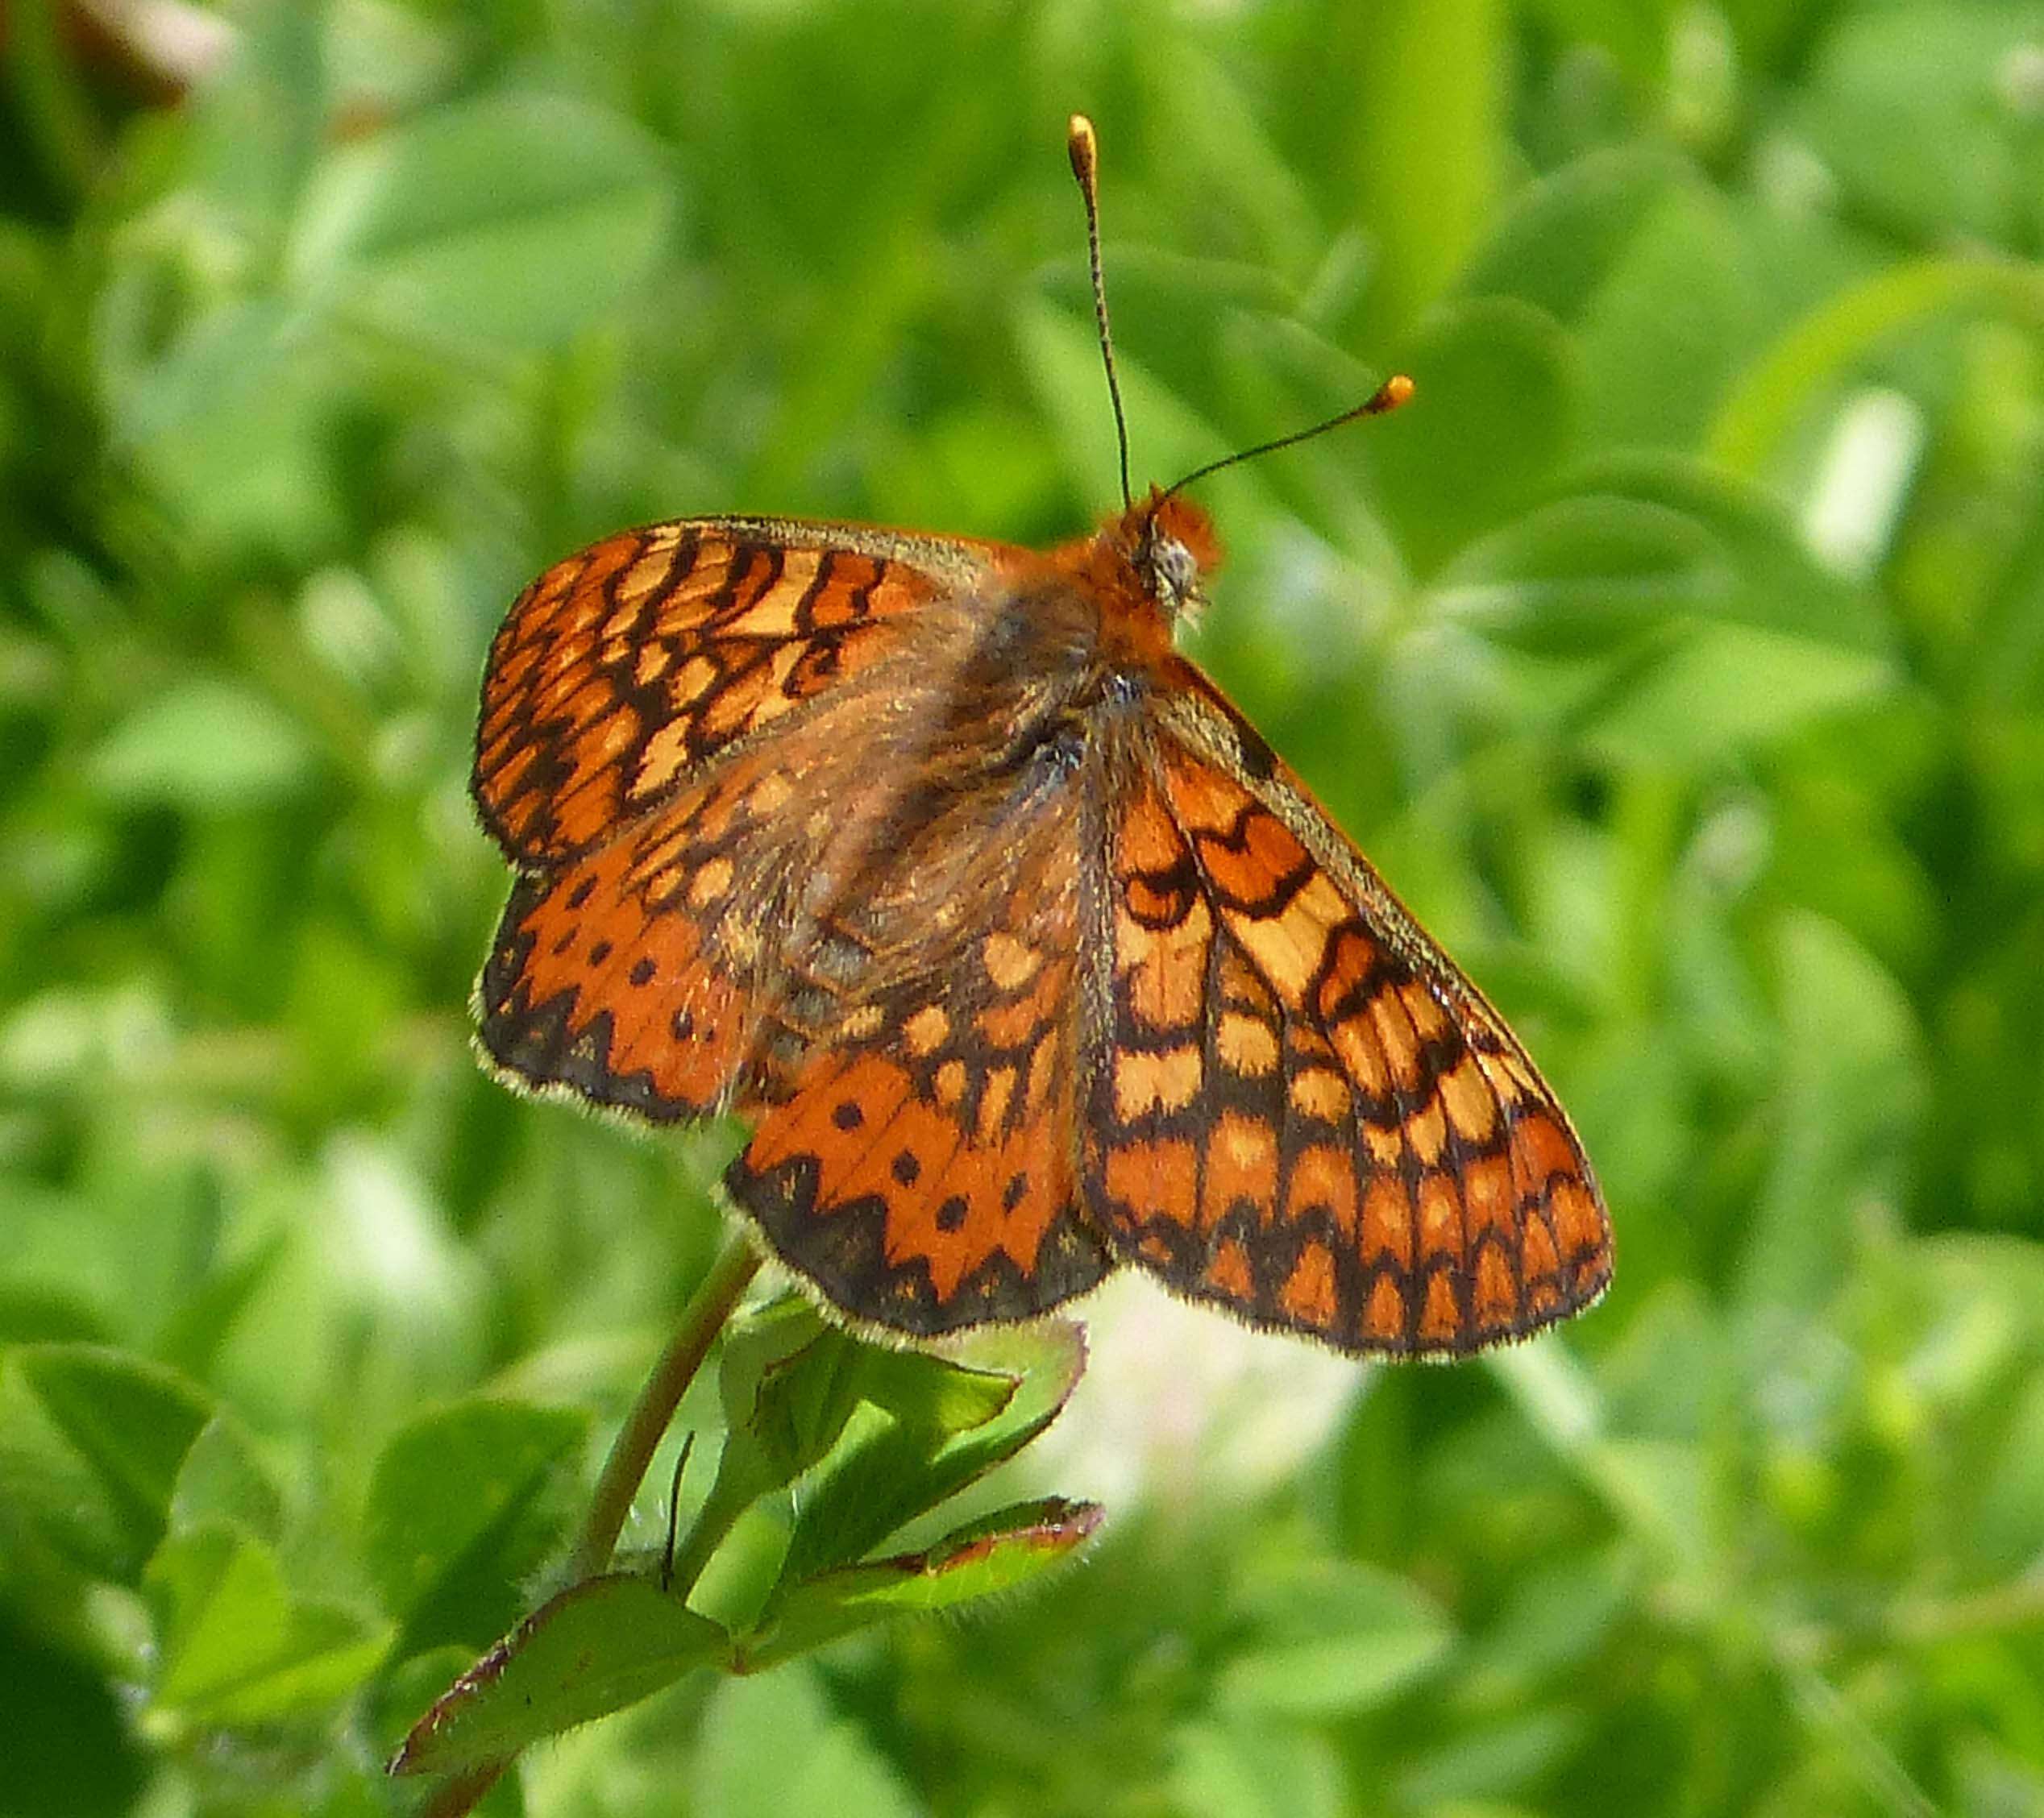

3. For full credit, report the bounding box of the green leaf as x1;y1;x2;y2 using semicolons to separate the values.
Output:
1218;1559;1455;1718
1581;621;1892;766
771;1319;1085;1589
1434;492;1726;656
289;89;674;349
146;1522;391;1724
167;1415;285;1546
1739;913;1926;1315
698;1662;919;1818
1355;297;1580;575
0;1345;210;1581
1460;145;1693;323
1707;259;2044;480
1170;1711;1346;1818
390;1573;728;1777
86;680;318;811
365;1397;588;1650
669;1300;866;1593
742;1497;1101;1670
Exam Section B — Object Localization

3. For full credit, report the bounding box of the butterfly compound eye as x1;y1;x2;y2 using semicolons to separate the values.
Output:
1150;534;1201;613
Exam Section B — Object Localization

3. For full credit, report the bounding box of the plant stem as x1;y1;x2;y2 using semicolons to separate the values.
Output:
406;1233;762;1818
566;1233;762;1581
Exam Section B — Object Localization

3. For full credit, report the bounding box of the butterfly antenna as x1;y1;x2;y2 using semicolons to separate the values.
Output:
1067;114;1132;513
1161;372;1415;501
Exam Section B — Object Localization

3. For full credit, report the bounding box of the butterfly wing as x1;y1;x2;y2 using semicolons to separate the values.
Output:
474;517;1007;864
724;700;1114;1334
473;517;1005;1116
1083;674;1611;1358
475;522;1115;1326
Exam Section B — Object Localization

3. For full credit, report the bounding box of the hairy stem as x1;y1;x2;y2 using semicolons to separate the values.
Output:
567;1232;763;1581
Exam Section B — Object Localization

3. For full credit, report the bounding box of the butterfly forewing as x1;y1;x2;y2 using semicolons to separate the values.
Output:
474;518;999;865
1082;682;1611;1357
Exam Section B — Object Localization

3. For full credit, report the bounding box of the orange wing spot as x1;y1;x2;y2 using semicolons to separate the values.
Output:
1120;898;1213;1031
1025;1037;1058;1113
722;550;821;636
1473;1243;1518;1332
1204;1237;1255;1301
1439;1055;1497;1144
672;654;720;705
1286;1144;1358;1237
1510;1110;1580;1189
978;1065;1017;1140
1549;1176;1606;1262
618;536;682;601
1117;791;1186;873
1217;1012;1280;1076
1290;1065;1352;1125
1218;947;1278;1016
1327;1012;1392;1099
1400;982;1449;1044
746;1052;913;1177
1279;1243;1338;1329
904;1005;950;1056
633;642;672;687
934;1060;968;1107
687;855;735;907
1360;1176;1412;1268
1527;1276;1564;1316
1366;986;1426;1096
1361;1120;1402;1168
983;932;1042;991
1157;755;1245;836
1311;924;1381;1027
700;665;775;741
1202;1110;1278;1226
1364;1274;1406;1344
1194;807;1309;907
1103;1137;1199;1229
1419;1272;1460;1345
977;973;1063;1049
1229;909;1318;1007
1406;1098;1448;1168
1417;1171;1463;1263
1522;1206;1561;1281
1464;1151;1515;1238
1113;1046;1204;1122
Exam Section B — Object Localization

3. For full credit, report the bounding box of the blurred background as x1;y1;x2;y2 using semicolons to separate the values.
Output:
6;0;2044;1813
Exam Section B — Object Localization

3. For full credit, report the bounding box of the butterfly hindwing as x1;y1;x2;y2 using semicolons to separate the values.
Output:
1082;682;1611;1357
723;607;1116;1334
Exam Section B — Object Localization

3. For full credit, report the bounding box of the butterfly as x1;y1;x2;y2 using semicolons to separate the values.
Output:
470;118;1610;1359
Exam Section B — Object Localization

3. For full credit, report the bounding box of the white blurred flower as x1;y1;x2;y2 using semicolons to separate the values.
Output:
1029;1273;1362;1515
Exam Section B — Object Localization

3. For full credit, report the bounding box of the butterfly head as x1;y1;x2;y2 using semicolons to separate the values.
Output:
1119;488;1223;624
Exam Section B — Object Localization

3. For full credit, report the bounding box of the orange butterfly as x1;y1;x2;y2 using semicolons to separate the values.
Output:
472;118;1610;1358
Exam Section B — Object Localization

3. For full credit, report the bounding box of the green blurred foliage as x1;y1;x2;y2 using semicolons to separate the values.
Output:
5;0;2044;1813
